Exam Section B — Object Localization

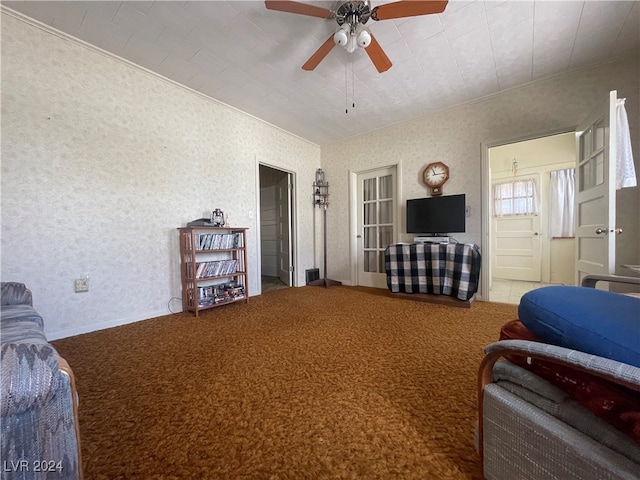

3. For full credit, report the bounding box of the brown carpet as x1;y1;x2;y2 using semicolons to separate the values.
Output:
53;286;517;480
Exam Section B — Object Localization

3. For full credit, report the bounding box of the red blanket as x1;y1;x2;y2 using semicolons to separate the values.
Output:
500;319;640;445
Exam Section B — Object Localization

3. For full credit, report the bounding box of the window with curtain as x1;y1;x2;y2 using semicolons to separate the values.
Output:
493;178;539;216
549;168;575;237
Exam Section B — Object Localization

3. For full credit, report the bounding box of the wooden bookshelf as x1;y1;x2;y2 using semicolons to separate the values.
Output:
178;226;248;317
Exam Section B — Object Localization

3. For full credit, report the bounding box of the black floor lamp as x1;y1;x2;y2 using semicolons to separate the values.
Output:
309;168;342;288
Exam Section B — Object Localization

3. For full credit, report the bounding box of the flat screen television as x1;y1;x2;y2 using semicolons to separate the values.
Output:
406;194;466;235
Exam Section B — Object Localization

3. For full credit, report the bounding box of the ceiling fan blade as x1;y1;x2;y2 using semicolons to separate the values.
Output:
265;1;334;19
364;34;392;73
302;35;336;71
371;1;448;21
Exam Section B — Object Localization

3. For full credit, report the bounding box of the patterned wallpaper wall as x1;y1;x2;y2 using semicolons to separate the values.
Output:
321;53;639;286
1;13;321;339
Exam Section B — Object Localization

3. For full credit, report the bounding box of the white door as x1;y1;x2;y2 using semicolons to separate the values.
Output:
491;175;542;282
575;91;618;286
356;166;396;288
492;213;542;282
277;173;292;286
259;186;278;277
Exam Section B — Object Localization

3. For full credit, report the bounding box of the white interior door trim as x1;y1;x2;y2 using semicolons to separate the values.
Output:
255;158;298;293
480;128;576;300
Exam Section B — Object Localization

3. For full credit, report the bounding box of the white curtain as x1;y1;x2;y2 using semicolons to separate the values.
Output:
616;98;637;189
493;179;539;216
549;168;575;237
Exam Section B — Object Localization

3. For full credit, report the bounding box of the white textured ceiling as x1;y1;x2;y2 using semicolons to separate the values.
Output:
3;1;639;145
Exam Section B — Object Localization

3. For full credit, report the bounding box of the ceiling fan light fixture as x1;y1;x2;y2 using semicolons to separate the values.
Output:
356;28;371;48
333;28;348;46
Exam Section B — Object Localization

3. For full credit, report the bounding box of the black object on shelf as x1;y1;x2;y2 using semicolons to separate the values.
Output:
187;217;214;227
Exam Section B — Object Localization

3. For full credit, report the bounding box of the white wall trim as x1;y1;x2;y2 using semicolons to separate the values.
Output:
349;170;358;285
254;157;264;295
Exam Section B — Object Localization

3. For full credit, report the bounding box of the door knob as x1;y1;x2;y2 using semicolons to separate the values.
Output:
613;228;623;234
595;227;607;235
356;234;362;238
533;232;539;236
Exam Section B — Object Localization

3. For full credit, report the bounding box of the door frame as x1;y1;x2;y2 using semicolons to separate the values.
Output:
256;161;297;294
480;127;575;300
349;160;403;287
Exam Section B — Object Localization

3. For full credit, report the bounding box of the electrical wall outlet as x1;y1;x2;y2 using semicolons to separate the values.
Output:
74;276;89;293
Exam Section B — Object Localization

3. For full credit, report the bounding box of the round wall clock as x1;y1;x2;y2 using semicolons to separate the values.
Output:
422;161;450;196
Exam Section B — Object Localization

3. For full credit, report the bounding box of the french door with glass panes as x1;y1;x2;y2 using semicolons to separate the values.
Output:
575;90;618;285
356;166;396;288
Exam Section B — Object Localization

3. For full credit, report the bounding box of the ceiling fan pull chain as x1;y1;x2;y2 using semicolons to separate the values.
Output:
352;57;356;109
345;60;349;114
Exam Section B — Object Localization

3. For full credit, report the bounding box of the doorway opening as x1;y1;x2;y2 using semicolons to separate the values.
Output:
484;132;577;304
259;164;294;294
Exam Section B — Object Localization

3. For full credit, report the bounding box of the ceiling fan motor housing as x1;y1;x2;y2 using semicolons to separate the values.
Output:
335;1;372;26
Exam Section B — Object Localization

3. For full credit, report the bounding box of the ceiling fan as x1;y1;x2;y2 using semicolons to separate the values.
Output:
265;1;448;73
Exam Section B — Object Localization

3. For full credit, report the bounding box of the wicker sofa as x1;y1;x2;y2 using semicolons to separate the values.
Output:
1;282;82;480
478;275;640;480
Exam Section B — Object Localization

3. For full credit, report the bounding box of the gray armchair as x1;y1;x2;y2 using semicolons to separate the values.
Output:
477;275;640;480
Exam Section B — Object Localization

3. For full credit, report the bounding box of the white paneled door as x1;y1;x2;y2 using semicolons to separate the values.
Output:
277;173;293;286
492;211;542;282
356;166;396;288
575;91;618;285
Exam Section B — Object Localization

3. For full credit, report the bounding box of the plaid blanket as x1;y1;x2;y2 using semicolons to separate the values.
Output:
385;242;481;301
